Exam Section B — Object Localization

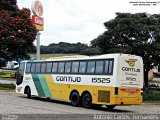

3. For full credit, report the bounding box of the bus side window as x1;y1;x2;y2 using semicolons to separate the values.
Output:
65;62;71;73
79;62;86;74
41;63;46;73
46;62;52;73
26;63;31;73
105;60;114;74
58;62;65;73
105;60;109;74
109;60;113;74
72;62;79;73
52;63;58;73
35;63;41;73
87;61;95;74
19;62;25;75
95;61;104;74
31;63;36;73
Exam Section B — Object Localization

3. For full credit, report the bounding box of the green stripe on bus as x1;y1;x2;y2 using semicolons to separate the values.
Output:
38;74;52;98
32;74;45;97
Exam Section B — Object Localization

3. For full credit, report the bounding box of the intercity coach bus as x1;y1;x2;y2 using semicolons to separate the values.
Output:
16;54;143;110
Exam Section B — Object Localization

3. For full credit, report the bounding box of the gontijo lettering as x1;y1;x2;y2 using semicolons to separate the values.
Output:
56;76;81;82
122;67;140;72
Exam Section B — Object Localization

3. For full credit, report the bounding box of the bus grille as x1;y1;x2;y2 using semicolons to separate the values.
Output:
98;91;110;103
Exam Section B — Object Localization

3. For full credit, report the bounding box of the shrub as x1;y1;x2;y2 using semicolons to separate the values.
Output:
0;83;15;90
143;90;160;101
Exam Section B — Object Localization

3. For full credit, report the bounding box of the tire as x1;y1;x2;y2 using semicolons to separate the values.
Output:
70;92;80;107
82;93;92;108
106;105;116;110
26;87;31;99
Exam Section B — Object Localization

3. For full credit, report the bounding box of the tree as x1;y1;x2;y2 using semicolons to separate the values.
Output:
0;0;37;60
91;13;160;88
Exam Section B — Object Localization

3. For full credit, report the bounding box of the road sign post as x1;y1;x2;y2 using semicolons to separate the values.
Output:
31;0;44;60
36;31;41;60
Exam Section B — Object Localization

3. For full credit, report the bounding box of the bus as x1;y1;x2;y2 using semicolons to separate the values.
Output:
16;54;143;110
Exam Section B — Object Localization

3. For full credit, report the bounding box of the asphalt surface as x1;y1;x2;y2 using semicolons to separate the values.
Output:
0;92;160;120
0;80;16;84
0;92;160;114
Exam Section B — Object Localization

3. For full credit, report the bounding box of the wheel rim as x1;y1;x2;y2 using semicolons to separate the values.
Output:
83;96;91;106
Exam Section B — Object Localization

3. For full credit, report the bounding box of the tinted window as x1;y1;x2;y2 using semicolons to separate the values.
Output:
105;60;113;74
72;62;79;73
65;62;71;73
41;63;46;73
87;61;95;73
95;61;104;74
26;63;31;73
52;63;58;73
46;62;52;72
19;63;25;75
58;62;65;73
31;63;36;73
14;63;18;65
79;62;86;73
109;60;113;74
35;63;41;73
105;60;109;73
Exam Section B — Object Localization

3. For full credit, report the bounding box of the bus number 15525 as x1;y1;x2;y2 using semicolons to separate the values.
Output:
92;78;110;83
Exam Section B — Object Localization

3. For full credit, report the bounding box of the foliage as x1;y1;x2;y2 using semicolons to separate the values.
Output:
32;42;101;56
29;53;81;59
0;71;11;78
143;90;160;101
0;0;37;60
0;83;15;90
0;70;16;80
91;13;160;87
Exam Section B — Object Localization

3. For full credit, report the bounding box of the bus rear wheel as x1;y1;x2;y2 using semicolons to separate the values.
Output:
70;92;80;107
106;105;116;110
82;93;92;108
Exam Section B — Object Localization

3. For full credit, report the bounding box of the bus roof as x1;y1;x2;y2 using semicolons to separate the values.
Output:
20;53;141;63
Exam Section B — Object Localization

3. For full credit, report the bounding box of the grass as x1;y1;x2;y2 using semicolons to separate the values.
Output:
143;101;160;104
29;53;80;59
143;89;160;103
0;83;15;90
0;70;16;80
150;80;160;84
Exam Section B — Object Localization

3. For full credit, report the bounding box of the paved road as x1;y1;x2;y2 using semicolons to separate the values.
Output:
0;92;160;120
0;92;160;114
0;80;16;84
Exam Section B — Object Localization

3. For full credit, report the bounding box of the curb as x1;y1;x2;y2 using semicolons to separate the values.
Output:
0;90;15;92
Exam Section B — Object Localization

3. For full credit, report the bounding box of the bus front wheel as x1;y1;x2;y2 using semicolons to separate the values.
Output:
82;93;92;108
26;87;31;99
70;92;80;107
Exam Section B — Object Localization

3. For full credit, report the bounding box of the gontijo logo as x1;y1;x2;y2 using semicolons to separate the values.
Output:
31;0;43;17
125;59;137;67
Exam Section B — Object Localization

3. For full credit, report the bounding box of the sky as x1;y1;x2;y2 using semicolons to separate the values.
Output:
17;0;160;46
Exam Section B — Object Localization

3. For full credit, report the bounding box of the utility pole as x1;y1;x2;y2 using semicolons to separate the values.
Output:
31;0;44;60
36;31;41;60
